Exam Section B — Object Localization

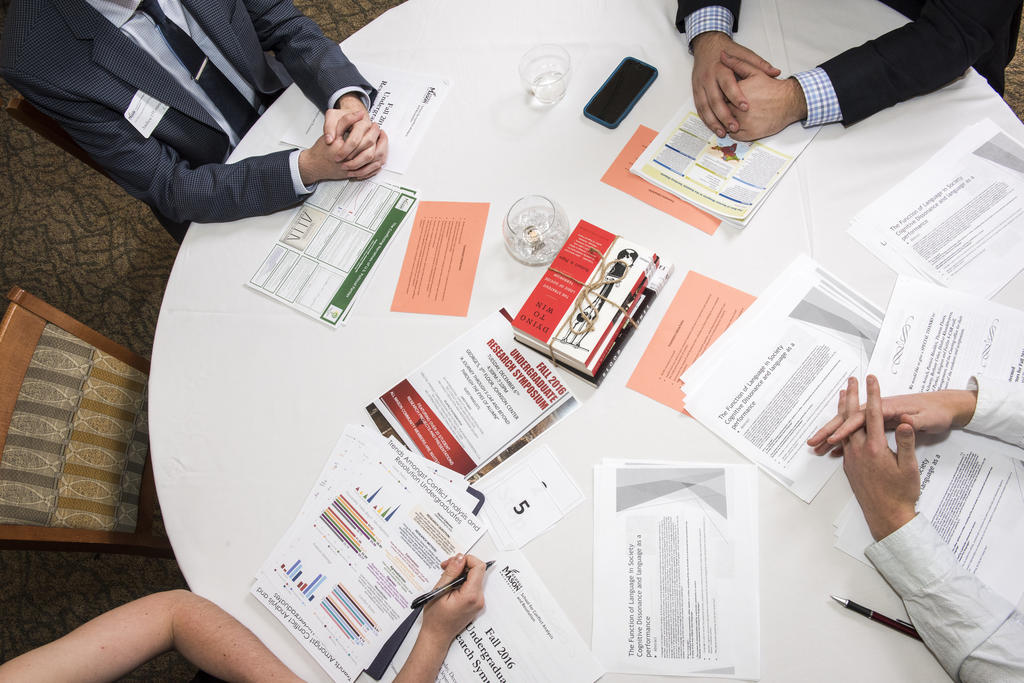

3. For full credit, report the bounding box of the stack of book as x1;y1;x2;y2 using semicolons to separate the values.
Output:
512;220;669;385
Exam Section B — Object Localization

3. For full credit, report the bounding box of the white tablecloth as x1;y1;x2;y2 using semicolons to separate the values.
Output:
149;0;1024;681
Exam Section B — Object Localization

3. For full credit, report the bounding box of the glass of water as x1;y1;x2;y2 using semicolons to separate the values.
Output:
503;195;570;266
518;44;571;105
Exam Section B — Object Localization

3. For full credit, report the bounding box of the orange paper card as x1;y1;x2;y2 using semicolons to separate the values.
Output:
602;125;721;235
391;201;489;316
627;271;754;413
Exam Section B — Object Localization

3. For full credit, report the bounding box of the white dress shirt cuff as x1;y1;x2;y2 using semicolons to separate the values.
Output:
288;149;315;196
865;514;1015;679
964;376;1024;449
329;86;372;111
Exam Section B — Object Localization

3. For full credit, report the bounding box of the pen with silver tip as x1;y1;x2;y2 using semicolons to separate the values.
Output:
831;595;921;640
410;560;495;610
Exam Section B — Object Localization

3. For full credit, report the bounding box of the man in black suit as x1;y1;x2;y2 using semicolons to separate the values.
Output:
678;0;1022;141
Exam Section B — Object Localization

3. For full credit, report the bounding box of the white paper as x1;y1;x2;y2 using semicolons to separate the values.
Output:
850;119;1024;298
251;425;486;681
246;179;417;327
592;461;759;678
630;108;817;226
869;276;1024;393
834;431;1024;606
391;550;604;683
280;63;451;174
474;445;584;550
681;255;883;501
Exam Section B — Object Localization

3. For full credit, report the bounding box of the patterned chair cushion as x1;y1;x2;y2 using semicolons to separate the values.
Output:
0;323;149;532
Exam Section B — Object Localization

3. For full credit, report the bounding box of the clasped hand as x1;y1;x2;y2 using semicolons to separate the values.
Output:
298;93;388;185
690;32;806;141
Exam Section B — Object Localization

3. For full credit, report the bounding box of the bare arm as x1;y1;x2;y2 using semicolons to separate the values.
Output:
0;590;300;683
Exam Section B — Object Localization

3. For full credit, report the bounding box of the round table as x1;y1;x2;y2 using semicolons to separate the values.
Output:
149;1;1024;681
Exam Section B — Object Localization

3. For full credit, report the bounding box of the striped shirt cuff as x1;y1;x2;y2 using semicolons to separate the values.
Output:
684;6;734;50
793;68;843;127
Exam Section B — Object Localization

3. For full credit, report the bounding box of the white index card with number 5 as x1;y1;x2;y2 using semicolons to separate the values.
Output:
476;445;584;550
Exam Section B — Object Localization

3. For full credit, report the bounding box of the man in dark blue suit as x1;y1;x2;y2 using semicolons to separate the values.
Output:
1;0;388;242
677;0;1022;141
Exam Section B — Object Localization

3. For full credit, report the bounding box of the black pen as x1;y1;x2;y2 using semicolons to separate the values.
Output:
410;560;495;609
831;595;922;640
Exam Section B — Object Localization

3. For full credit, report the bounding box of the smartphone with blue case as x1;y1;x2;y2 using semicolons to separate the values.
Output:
584;57;658;129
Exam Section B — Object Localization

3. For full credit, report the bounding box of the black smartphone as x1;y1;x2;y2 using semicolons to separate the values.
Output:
584;57;658;129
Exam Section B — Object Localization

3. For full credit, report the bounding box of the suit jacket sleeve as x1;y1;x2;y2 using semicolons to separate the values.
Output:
242;0;373;110
675;0;742;34
820;0;1019;124
4;66;300;225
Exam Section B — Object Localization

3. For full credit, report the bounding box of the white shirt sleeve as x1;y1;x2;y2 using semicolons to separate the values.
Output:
964;376;1024;450
865;515;1024;682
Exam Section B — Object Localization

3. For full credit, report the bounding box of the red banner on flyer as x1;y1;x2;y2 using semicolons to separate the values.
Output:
379;379;476;475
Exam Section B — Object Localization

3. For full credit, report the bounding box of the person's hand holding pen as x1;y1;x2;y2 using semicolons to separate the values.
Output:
394;554;487;683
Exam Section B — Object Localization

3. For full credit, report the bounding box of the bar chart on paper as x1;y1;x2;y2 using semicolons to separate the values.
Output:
321;581;380;643
318;494;381;556
280;558;326;602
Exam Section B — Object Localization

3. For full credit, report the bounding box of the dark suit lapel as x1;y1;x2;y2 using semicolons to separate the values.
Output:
56;1;222;131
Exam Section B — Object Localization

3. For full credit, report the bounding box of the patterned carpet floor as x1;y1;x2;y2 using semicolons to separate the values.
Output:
0;3;1022;680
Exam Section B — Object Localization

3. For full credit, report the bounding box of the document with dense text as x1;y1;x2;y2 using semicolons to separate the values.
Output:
593;460;759;678
681;255;883;501
631;108;816;226
870;276;1024;392
251;425;485;681
849;118;1024;298
834;431;1024;605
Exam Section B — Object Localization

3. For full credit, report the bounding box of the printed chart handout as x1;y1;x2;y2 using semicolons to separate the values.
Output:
251;425;485;681
630;107;816;226
593;460;759;678
849;118;1024;298
391;549;605;683
366;311;578;480
681;255;883;501
279;63;451;175
247;179;417;327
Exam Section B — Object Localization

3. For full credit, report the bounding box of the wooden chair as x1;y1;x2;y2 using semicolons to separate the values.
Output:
0;287;172;557
5;94;109;177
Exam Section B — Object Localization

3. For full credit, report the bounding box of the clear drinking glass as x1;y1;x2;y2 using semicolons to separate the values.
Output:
503;195;570;266
518;44;572;105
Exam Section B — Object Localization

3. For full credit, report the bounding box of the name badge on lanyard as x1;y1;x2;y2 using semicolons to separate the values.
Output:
124;90;169;138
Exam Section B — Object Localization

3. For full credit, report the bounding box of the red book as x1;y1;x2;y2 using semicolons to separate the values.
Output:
512;221;618;344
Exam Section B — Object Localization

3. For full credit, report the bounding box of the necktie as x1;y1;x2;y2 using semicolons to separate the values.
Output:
138;0;259;137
